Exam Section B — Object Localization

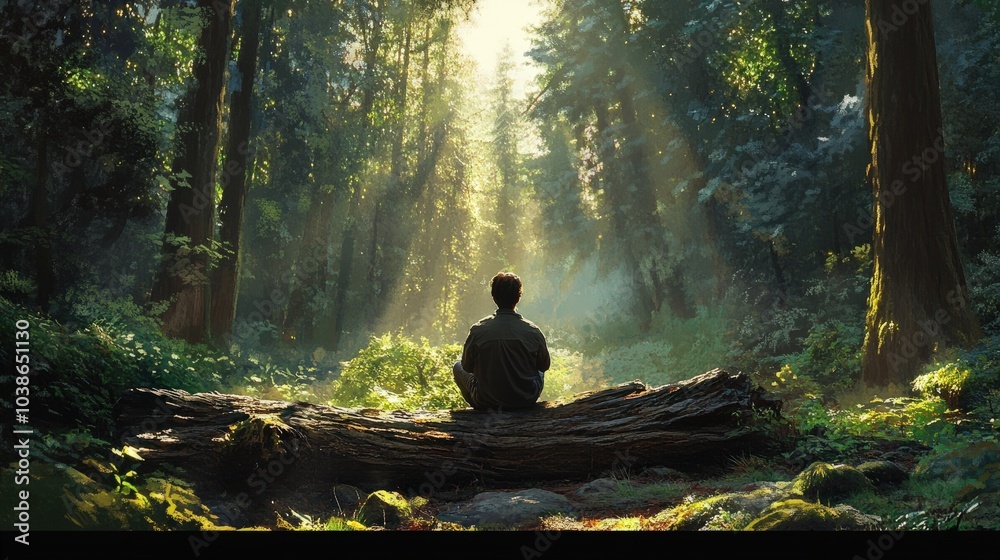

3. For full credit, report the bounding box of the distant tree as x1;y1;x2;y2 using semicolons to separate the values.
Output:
490;44;523;269
150;0;235;343
860;0;982;386
211;0;263;343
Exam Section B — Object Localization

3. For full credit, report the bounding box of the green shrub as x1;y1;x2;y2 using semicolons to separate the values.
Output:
783;321;864;396
222;351;320;403
0;294;224;435
0;269;36;301
539;347;610;401
914;361;970;408
327;333;465;411
911;337;1000;424
767;363;823;403
829;396;953;444
959;336;1000;423
564;306;736;389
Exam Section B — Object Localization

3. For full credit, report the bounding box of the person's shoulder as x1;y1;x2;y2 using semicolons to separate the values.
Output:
518;315;545;334
470;314;495;329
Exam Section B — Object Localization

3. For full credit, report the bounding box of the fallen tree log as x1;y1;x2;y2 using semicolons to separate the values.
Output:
114;369;783;493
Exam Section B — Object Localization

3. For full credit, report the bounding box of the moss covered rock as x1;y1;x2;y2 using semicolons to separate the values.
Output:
857;461;909;487
793;462;875;503
4;461;224;531
437;489;575;528
357;490;412;528
746;499;881;530
651;482;791;530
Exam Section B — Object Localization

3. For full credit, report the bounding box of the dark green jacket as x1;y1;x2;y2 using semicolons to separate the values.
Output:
461;309;550;408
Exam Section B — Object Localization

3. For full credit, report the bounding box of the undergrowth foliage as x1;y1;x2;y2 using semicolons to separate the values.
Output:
328;333;465;410
0;294;219;436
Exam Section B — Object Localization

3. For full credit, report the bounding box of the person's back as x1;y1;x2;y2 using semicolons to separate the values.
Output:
453;272;550;410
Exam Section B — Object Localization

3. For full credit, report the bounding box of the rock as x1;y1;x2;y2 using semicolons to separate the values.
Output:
437;489;575;528
642;466;688;480
332;484;365;515
959;491;1000;530
857;461;909;487
915;440;1000;499
746;499;882;530
575;478;621;497
793;462;875;503
652;482;790;530
356;490;412;528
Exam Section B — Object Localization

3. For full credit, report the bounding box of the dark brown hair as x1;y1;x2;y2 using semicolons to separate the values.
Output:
490;272;522;309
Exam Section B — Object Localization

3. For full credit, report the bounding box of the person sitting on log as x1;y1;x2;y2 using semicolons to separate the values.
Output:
453;271;551;411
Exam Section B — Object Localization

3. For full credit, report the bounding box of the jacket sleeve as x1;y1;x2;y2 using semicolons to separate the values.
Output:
536;333;551;373
461;328;477;373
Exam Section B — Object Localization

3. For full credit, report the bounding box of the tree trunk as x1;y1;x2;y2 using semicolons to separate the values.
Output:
115;369;782;490
861;0;982;386
367;14;413;329
593;102;658;327
149;0;235;344
282;188;333;343
331;5;383;349
211;0;262;344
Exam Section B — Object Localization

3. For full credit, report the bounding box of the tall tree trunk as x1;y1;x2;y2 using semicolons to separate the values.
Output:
367;14;413;329
617;81;696;321
331;5;383;349
149;0;235;344
211;0;262;344
493;55;520;270
593;102;657;327
416;22;432;164
860;0;982;386
283;186;334;343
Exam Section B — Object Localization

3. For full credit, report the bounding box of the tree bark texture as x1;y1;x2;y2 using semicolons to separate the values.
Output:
115;370;782;490
861;0;982;386
150;0;235;344
211;0;263;343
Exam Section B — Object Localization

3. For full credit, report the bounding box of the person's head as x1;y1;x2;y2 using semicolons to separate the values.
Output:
490;271;522;310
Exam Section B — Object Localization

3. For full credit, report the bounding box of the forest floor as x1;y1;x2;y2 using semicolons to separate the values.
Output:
229;436;953;532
